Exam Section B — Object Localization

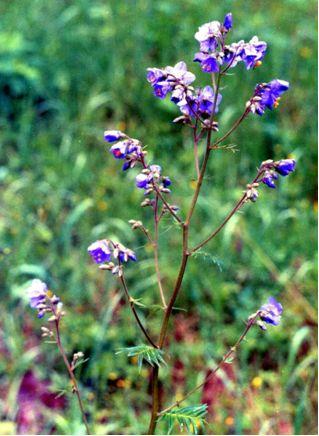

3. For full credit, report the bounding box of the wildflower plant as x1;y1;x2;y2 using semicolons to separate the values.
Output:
27;12;296;435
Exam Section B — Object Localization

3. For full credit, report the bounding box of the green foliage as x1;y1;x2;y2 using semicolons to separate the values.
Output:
158;404;208;435
116;345;166;370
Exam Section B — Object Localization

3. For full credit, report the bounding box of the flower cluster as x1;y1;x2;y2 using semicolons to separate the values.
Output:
249;80;290;116
147;61;196;100
136;165;171;192
147;13;290;123
88;239;136;275
261;158;296;189
105;130;173;197
194;13;267;73
258;297;283;330
178;85;222;122
26;279;62;319
104;130;143;171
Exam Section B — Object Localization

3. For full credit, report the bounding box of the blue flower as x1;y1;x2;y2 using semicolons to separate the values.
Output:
240;36;267;70
194;52;220;73
136;173;150;189
27;279;48;309
250;80;289;116
147;62;195;100
26;279;60;318
178;86;222;119
88;239;112;264
261;170;278;189
259;297;283;326
113;243;137;263
104;130;126;143
223;13;233;31
275;159;296;176
194;20;222;52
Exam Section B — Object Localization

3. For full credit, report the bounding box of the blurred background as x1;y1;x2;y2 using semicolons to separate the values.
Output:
0;0;317;434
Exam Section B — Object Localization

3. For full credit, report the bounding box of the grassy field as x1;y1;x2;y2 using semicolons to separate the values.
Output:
0;0;317;434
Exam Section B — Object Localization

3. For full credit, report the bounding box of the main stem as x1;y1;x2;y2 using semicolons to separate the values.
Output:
53;319;91;435
148;72;223;435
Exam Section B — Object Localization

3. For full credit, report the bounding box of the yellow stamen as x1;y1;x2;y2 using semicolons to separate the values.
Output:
46;290;53;298
274;98;281;109
254;60;262;68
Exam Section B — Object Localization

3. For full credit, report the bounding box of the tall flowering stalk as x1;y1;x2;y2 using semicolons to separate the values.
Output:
88;12;295;435
27;12;295;436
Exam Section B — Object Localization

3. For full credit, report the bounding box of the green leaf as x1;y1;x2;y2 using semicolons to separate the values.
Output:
158;404;208;435
116;345;166;371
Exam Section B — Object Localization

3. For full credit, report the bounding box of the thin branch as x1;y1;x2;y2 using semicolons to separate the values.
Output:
153;184;183;224
193;122;200;180
158;312;260;416
190;169;264;253
119;272;158;348
190;194;247;254
154;194;167;309
212;108;250;148
51;313;91;434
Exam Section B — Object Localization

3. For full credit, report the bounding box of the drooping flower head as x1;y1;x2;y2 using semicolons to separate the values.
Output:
250;80;290;116
87;240;112;264
261;170;278;189
259;297;283;326
105;132;143;171
260;158;296;189
275;159;296;176
135;164;172;192
26;279;60;319
88;238;137;275
104;130;127;143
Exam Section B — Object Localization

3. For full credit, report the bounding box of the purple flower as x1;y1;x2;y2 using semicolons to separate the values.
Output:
223;13;233;31
88;239;112;264
178;85;222;119
146;68;166;85
110;142;130;159
113;243;137;263
240;36;267;70
162;177;171;188
165;61;196;86
194;21;222;52
261;170;278;189
104;130;126;143
250;79;290;116
259;297;283;326
26;279;60;319
275;159;296;176
27;279;48;310
147;62;195;101
136;173;150;189
194;52;221;73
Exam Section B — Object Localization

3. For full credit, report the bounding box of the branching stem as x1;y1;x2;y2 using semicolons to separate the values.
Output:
119;272;158;348
52;314;91;434
158;312;260;416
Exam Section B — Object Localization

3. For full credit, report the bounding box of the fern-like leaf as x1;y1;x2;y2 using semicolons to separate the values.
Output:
158;404;208;435
116;344;166;370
